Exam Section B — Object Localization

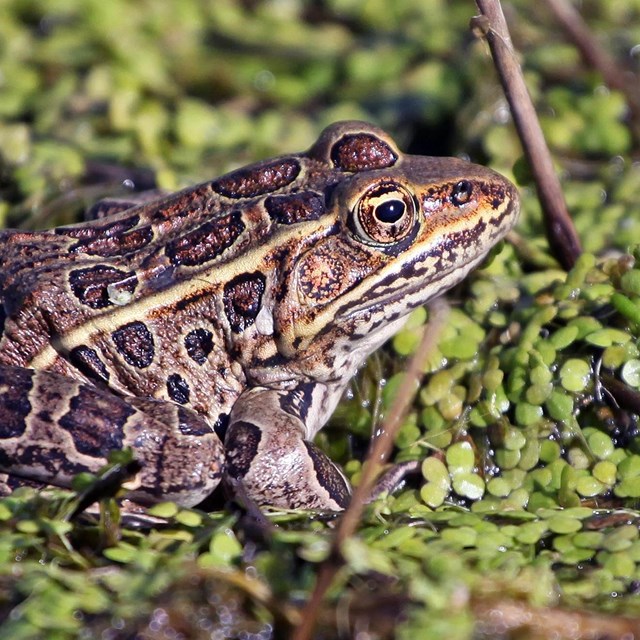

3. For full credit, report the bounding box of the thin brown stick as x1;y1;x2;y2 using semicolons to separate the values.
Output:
291;300;449;640
473;0;582;271
542;0;640;142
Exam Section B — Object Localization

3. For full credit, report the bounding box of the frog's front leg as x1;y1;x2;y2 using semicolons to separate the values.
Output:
225;384;350;510
0;366;224;507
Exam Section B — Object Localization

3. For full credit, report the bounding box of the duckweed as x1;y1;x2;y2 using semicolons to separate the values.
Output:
617;454;640;478
549;325;579;349
514;521;549;545
546;516;584;534
504;428;527;451
518;439;541;470
567;317;603;338
486;477;511;497
620;269;640;296
539;439;562;462
602;552;637;578
420;457;452;508
445;442;475;473
515;401;544;425
205;530;243;565
587;431;615;460
592;460;617;485
621;359;640;387
567;446;591;470
440;526;478;548
584;328;630;347
451;473;485;500
575;476;605;497
559;358;592;392
544;390;574;421
615;476;640;498
496;448;521;470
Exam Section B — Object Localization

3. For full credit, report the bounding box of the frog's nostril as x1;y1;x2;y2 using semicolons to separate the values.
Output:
451;180;474;206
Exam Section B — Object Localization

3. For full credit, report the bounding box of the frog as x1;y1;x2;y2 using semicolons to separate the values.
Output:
0;121;519;510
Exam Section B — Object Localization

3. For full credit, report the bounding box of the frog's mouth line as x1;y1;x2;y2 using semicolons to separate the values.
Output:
340;250;489;323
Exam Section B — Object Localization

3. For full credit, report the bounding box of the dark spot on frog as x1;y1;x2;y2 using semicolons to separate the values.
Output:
112;321;155;369
254;352;287;370
172;290;211;313
165;211;245;267
211;158;301;199
56;215;140;241
71;227;154;258
225;420;262;477
69;345;111;383
278;384;313;422
58;385;132;456
148;188;212;222
58;215;154;258
0;366;34;438
35;407;53;422
184;328;214;365
176;406;212;437
330;133;398;172
223;272;266;333
167;373;190;405
265;191;325;224
68;265;138;309
303;441;350;508
479;183;505;210
7;444;87;476
453;220;486;249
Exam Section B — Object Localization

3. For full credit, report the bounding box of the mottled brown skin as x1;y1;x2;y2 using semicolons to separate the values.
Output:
0;121;519;510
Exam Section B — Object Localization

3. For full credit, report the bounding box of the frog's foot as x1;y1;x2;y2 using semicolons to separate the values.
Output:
225;387;350;511
369;459;422;502
0;472;48;497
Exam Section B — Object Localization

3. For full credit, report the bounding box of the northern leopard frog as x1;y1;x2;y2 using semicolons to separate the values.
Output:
0;121;519;510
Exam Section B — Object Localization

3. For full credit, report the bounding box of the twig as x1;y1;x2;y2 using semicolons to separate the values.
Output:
291;300;450;640
542;0;640;143
473;0;582;271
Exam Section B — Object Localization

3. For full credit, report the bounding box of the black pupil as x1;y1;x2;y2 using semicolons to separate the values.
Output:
375;199;405;223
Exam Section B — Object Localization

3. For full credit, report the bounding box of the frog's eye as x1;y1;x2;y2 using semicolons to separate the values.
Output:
351;181;416;246
451;180;474;206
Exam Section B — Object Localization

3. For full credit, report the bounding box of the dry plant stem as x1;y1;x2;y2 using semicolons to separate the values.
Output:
474;0;582;271
542;0;640;141
291;300;450;640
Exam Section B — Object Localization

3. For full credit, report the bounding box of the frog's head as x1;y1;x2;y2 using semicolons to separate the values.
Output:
273;121;520;381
